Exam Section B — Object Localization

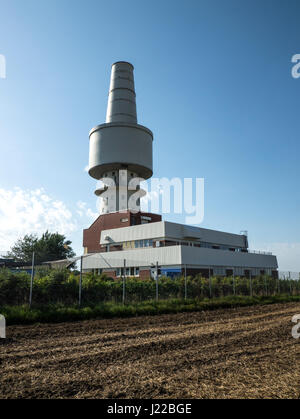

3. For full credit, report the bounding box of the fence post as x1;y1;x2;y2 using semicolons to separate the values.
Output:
29;252;35;308
264;275;267;296
250;272;253;297
232;267;236;296
122;259;126;305
209;268;212;299
156;261;159;302
78;255;83;307
184;265;187;300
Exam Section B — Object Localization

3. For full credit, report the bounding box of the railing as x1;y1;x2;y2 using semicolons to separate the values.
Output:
247;250;273;256
105;242;274;256
279;271;300;280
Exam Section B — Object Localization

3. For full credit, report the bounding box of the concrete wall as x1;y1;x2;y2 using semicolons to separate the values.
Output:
82;245;277;271
100;220;247;248
82;246;182;270
181;246;278;269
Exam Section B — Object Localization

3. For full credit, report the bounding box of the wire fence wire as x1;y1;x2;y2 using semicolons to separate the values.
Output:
0;259;300;307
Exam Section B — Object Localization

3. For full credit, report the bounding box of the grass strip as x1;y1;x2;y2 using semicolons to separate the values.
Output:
1;294;300;326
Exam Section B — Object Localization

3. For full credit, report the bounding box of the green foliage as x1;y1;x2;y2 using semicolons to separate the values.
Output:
7;231;75;264
0;268;299;308
2;295;300;326
0;268;30;305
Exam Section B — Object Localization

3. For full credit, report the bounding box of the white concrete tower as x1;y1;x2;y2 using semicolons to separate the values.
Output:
88;61;153;214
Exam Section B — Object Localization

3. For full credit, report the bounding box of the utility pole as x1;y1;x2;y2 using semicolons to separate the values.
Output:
29;252;35;308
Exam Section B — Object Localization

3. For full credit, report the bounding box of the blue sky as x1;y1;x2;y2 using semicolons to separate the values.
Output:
0;0;299;270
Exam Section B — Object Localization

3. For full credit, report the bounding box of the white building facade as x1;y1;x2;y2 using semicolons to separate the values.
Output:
82;221;278;279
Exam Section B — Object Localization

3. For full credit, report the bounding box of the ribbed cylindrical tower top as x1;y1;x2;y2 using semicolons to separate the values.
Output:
105;61;137;124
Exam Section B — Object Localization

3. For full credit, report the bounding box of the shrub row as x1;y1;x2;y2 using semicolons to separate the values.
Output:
0;268;300;307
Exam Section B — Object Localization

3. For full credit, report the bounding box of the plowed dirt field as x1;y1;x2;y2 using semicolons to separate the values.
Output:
0;302;299;398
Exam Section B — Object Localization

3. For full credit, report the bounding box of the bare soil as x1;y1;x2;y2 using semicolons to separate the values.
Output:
0;302;299;399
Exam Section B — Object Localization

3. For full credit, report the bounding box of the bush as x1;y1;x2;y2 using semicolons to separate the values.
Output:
0;267;299;307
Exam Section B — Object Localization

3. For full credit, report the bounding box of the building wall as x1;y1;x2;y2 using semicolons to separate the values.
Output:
139;269;151;280
165;223;247;247
180;246;278;269
100;221;247;248
103;269;117;279
83;211;161;253
82;245;277;274
82;246;182;270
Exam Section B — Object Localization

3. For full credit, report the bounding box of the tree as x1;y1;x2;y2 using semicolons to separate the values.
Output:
8;231;76;264
7;234;38;263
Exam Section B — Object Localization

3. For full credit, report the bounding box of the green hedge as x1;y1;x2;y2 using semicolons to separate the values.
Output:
0;268;299;307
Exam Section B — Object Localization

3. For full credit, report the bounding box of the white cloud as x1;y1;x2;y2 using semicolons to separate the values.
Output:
1;187;299;272
0;187;78;252
76;201;99;219
252;242;300;273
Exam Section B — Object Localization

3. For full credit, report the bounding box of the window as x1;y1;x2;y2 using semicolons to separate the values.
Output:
120;218;128;223
130;267;134;276
135;267;140;276
126;267;130;276
116;268;121;277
